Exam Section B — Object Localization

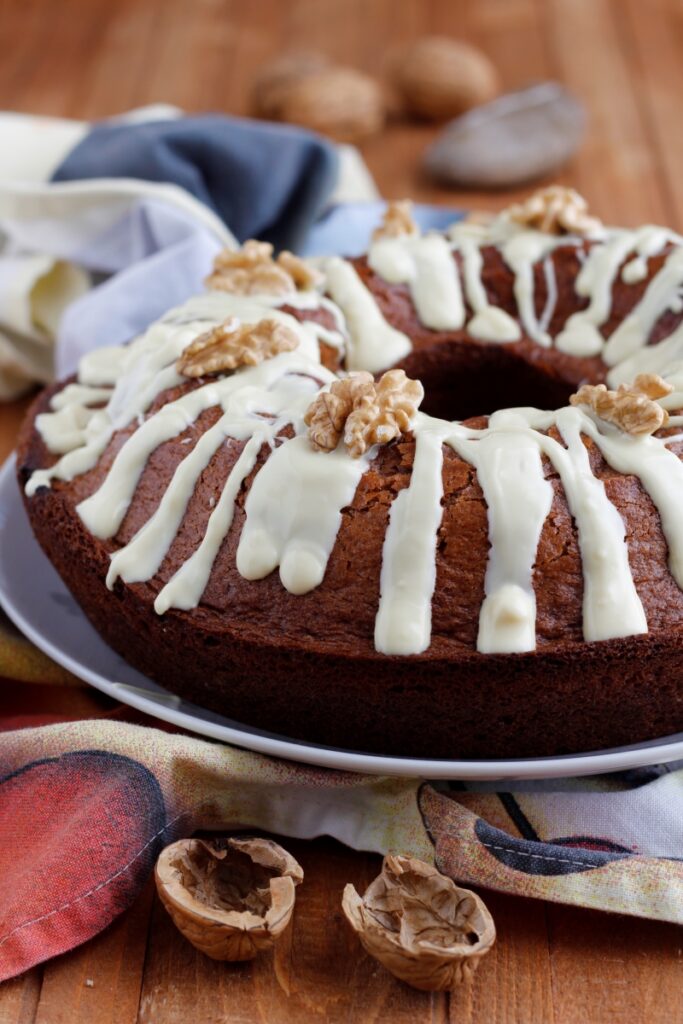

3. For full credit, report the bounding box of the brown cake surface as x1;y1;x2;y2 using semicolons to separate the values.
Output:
15;193;683;759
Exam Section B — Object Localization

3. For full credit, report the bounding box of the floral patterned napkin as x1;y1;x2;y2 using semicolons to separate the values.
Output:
1;612;682;982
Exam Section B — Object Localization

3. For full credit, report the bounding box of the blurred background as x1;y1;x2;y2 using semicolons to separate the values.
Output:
0;0;680;418
2;0;677;224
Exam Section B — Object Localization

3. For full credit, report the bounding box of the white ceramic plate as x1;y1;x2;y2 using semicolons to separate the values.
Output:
3;453;683;780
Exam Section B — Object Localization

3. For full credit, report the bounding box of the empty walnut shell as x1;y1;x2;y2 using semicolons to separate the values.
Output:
155;837;303;961
342;855;495;991
424;82;586;189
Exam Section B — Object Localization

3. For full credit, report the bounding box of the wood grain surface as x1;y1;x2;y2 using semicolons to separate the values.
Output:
1;0;683;1020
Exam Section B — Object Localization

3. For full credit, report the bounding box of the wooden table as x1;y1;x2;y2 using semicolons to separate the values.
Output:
1;0;683;1020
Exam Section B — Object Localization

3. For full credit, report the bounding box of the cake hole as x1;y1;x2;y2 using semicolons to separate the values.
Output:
406;344;576;421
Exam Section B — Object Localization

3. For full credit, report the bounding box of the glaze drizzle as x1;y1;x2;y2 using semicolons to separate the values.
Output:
26;213;683;658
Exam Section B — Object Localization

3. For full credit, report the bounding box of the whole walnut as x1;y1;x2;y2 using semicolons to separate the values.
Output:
252;57;385;143
391;36;499;121
251;52;330;120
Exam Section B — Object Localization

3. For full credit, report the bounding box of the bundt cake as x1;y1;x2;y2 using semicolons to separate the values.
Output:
16;187;683;759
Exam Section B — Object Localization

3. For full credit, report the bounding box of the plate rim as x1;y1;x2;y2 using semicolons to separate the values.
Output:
3;452;683;780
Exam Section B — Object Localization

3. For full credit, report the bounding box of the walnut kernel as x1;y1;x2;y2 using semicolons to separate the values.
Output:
213;239;273;270
177;318;298;378
506;185;603;237
277;249;324;291
206;241;321;296
305;369;423;457
305;371;374;453
342;855;495;991
372;200;419;242
155;837;303;961
570;373;672;435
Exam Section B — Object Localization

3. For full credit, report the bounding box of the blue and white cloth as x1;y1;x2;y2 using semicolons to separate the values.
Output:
0;105;384;398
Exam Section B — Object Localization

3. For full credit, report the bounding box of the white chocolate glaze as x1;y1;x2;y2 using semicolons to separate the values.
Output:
448;223;521;342
323;257;412;372
154;433;265;614
374;420;445;655
77;351;325;540
368;234;465;331
447;410;554;653
603;247;683;366
540;409;647;642
606;321;683;387
363;216;683;389
376;390;675;655
580;413;683;588
24;220;683;659
555;230;644;357
556;227;679;361
26;293;334;496
538;255;558;337
500;231;557;346
237;435;370;595
103;376;327;597
35;385;112;455
106;410;244;588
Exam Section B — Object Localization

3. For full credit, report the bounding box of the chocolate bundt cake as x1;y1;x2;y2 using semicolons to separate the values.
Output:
16;187;683;759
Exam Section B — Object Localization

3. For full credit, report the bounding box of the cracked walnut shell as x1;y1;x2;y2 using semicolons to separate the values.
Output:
177;318;298;378
155;837;304;961
506;185;603;237
305;369;424;458
342;855;495;991
570;373;672;435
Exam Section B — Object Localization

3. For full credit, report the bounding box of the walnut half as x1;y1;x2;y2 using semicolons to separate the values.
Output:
155;837;304;961
177;318;299;378
570;373;672;435
506;185;603;237
206;240;322;296
342;855;495;991
305;369;424;458
372;200;419;242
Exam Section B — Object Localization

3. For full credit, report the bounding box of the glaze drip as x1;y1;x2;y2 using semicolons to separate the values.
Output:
374;422;445;655
368;234;465;331
359;215;683;383
449;410;555;654
25;215;683;659
237;435;370;596
323;257;412;372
